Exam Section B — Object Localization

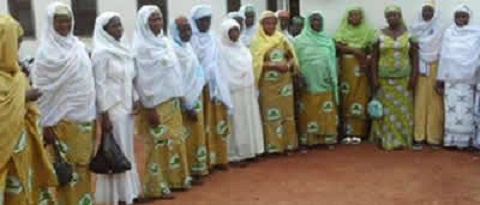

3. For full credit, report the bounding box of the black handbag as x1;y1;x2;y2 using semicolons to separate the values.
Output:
89;131;132;174
52;142;74;186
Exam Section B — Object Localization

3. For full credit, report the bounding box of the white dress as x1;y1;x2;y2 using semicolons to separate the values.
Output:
228;85;265;162
93;51;141;204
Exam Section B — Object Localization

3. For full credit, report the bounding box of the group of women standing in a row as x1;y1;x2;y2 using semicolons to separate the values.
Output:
2;0;480;204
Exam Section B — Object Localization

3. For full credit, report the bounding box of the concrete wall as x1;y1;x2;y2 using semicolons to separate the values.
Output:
2;0;480;57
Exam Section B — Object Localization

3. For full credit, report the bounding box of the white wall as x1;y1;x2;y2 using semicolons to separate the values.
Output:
300;0;480;35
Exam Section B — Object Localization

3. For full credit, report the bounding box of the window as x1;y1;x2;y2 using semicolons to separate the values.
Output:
72;0;97;36
267;0;278;11
137;0;168;31
289;0;300;17
8;0;36;37
226;0;241;13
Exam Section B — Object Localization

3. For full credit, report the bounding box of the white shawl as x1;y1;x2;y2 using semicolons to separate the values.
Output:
190;5;233;109
219;19;254;91
410;0;443;75
132;6;183;108
169;20;206;109
239;5;258;47
437;4;480;84
32;2;95;126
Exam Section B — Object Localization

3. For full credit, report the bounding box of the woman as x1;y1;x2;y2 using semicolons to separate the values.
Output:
251;11;298;154
227;12;245;32
410;0;444;150
190;5;233;170
220;19;265;165
437;4;480;149
32;2;96;204
0;14;56;205
239;4;258;47
92;12;141;204
370;5;419;151
295;11;339;148
134;6;191;195
335;5;376;144
290;16;304;37
276;10;295;43
169;15;209;183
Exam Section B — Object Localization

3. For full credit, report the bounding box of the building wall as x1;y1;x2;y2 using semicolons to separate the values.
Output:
2;0;480;57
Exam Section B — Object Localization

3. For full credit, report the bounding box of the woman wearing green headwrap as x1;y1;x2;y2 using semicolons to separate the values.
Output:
294;11;338;148
335;5;376;144
370;5;419;151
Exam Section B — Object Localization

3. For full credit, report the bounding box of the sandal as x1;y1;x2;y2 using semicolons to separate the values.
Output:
351;137;361;145
341;137;352;145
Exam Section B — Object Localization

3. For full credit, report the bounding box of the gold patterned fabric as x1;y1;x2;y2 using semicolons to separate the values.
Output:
183;97;209;176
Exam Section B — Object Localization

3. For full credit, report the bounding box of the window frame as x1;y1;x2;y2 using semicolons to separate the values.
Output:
71;0;98;37
226;0;241;13
8;0;36;38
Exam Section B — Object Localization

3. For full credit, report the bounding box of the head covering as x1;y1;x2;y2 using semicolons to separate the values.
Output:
410;0;443;74
32;2;95;126
294;11;338;102
169;17;206;109
437;4;480;84
227;11;245;20
239;4;258;47
250;11;290;84
292;16;303;25
275;10;294;42
0;14;29;170
132;5;183;108
335;5;376;49
384;5;407;29
219;19;254;90
190;5;232;109
0;15;23;73
92;12;131;58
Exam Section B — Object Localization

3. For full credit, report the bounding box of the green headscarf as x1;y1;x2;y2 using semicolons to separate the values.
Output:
294;11;338;103
384;5;407;30
335;5;376;49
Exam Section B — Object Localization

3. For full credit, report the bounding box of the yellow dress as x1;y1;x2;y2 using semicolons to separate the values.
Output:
140;98;190;196
183;97;209;176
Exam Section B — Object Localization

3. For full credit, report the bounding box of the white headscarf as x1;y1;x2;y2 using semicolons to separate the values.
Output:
437;4;480;84
190;5;233;109
33;2;95;126
227;11;245;20
239;4;257;47
219;19;254;91
132;6;183;108
92;12;132;59
410;0;443;74
169;18;206;109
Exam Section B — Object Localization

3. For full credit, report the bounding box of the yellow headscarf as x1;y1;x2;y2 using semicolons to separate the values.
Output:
0;15;28;170
250;11;297;84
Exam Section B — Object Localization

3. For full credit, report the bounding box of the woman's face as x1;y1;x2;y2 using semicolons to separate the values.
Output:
178;22;192;42
385;11;402;28
233;17;244;31
148;12;163;36
291;20;303;36
104;16;123;41
422;6;435;21
196;16;211;33
228;27;240;42
279;16;289;30
245;12;255;28
348;10;363;26
53;14;72;36
310;14;323;32
262;17;277;36
454;11;469;27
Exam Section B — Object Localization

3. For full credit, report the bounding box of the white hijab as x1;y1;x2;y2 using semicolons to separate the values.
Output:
410;0;443;64
239;5;258;47
437;4;480;84
92;12;132;59
169;18;206;109
275;11;295;43
190;5;233;109
132;6;183;108
219;19;254;91
33;2;95;126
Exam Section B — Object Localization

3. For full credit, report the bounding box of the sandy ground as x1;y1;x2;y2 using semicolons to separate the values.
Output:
130;139;480;205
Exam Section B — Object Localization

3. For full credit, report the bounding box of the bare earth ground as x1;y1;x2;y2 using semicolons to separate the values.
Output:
132;138;480;205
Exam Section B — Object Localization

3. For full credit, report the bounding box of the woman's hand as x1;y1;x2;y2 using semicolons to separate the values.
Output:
408;78;417;91
146;108;160;128
101;112;113;132
25;89;42;102
435;80;444;95
186;109;198;122
275;62;290;73
42;127;57;145
132;101;141;115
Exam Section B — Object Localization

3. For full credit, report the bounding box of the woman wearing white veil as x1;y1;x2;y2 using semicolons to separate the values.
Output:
32;2;96;204
91;12;141;205
239;4;258;47
437;4;480;149
410;0;444;150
